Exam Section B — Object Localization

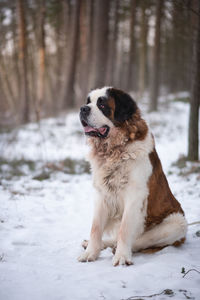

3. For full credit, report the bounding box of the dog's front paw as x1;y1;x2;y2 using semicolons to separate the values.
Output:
78;249;99;262
112;251;133;266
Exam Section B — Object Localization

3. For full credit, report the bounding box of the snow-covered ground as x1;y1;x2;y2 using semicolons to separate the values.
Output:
0;96;200;300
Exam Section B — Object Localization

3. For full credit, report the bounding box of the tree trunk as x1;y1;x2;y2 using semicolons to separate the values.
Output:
91;0;110;88
36;0;46;121
188;0;200;161
63;0;80;108
106;0;119;86
18;0;30;122
54;2;63;113
0;59;14;113
149;0;163;112
127;0;137;91
0;54;15;109
59;0;71;110
138;1;148;96
11;3;21;101
0;75;8;116
77;0;90;104
87;0;95;90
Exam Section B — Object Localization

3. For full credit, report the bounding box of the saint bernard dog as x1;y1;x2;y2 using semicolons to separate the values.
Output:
78;86;187;266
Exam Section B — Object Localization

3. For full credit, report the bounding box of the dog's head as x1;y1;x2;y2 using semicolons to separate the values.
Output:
80;87;142;140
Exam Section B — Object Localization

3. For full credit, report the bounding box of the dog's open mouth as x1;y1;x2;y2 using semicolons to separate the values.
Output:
81;120;109;138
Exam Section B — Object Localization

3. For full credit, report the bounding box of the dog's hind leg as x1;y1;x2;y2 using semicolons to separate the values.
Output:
133;213;187;252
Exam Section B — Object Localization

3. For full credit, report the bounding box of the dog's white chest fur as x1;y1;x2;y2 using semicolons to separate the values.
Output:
92;159;131;219
90;133;153;223
93;159;129;194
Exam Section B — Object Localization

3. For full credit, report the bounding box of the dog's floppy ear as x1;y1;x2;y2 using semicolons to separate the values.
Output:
107;88;137;123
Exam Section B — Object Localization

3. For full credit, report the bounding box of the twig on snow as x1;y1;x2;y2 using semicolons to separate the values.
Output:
182;268;200;278
0;253;4;262
100;292;106;299
122;289;174;300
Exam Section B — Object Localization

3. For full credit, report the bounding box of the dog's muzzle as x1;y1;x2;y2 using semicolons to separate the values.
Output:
79;105;109;138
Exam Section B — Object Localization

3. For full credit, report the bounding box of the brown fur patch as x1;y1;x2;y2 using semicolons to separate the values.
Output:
88;109;148;165
88;129;127;167
146;149;184;229
88;109;148;164
107;98;115;121
173;237;185;247
139;237;186;254
139;247;166;254
118;109;148;142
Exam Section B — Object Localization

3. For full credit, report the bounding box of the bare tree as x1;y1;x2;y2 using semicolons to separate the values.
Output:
91;0;110;88
188;0;200;161
107;0;119;86
63;0;81;108
77;0;92;104
11;3;20;100
86;0;95;90
36;0;46;121
0;52;15;110
138;1;149;96
18;0;30;122
149;0;163;111
127;0;137;91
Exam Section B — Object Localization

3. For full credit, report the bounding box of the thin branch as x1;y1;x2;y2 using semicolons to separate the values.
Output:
122;289;174;300
0;253;5;262
182;0;200;17
172;0;200;17
182;268;200;278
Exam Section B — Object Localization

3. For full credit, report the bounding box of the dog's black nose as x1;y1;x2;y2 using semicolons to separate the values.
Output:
80;105;91;116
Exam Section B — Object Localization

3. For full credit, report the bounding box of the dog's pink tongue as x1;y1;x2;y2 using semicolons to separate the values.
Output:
84;126;106;135
98;127;107;135
84;126;97;133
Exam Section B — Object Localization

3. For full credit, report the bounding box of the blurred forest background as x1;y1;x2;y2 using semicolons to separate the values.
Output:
0;0;199;160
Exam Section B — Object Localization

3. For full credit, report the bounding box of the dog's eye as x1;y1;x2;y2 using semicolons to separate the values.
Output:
86;96;91;104
98;97;106;109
